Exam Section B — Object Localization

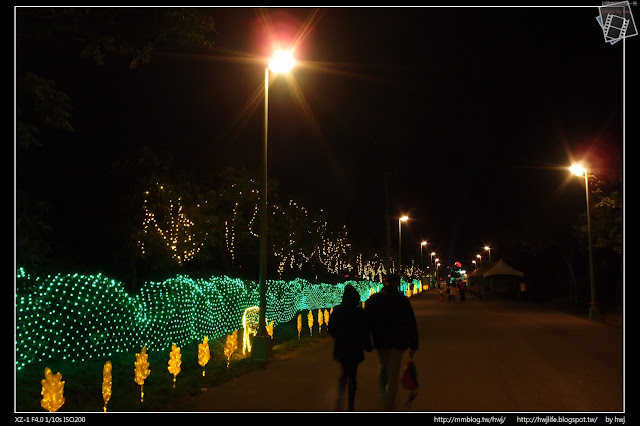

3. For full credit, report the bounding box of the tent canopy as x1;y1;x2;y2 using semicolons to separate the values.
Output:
468;259;524;279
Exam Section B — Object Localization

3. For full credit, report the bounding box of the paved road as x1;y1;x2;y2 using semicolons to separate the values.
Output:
166;289;624;413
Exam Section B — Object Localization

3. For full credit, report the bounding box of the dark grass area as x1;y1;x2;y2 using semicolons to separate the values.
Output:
15;310;328;412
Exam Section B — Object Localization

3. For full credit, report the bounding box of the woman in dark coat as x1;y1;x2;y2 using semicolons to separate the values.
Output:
328;284;373;411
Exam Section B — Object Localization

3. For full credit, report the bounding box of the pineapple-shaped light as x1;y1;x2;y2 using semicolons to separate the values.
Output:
167;343;182;388
307;310;314;336
317;308;324;333
102;361;112;412
40;367;65;412
324;309;330;327
134;346;151;402
198;336;210;377
297;314;302;340
224;330;238;367
266;320;274;339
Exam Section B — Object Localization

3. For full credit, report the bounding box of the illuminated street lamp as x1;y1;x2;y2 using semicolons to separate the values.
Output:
570;163;600;321
484;246;492;264
476;254;482;264
398;216;409;273
472;260;477;270
420;241;428;270
255;49;296;360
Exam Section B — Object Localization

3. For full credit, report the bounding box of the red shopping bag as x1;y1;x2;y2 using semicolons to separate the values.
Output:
401;359;418;390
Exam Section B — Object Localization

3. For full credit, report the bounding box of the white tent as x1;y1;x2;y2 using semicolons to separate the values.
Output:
480;258;524;278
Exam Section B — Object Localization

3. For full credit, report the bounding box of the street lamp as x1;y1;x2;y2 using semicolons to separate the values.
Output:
476;254;482;264
570;163;600;321
484;246;492;264
420;241;427;270
398;216;409;273
472;260;477;270
255;49;296;361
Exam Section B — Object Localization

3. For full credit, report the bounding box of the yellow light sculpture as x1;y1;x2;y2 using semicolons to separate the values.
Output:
40;367;65;412
224;330;238;367
297;314;302;339
102;361;112;412
307;310;314;336
167;343;181;388
317;308;323;333
324;309;330;327
134;346;150;402
266;320;274;339
242;306;260;355
198;336;210;377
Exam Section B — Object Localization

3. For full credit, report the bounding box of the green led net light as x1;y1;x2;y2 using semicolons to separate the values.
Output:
16;268;414;370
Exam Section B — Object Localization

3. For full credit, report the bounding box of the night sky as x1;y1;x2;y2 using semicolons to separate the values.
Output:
16;6;626;274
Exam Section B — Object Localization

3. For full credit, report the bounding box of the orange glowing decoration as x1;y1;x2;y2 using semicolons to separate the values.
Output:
266;320;274;339
317;308;323;333
102;361;112;412
297;314;302;339
242;306;260;356
167;343;182;388
324;309;330;327
307;310;314;336
224;330;238;367
198;336;210;377
134;346;151;402
40;367;65;412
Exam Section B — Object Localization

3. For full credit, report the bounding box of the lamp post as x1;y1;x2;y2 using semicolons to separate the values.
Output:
570;163;600;321
476;254;482;264
255;50;296;361
472;260;477;270
420;241;427;270
398;216;409;273
484;246;492;264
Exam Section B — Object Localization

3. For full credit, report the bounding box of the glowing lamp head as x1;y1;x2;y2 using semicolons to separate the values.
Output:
400;216;409;222
421;241;427;246
569;163;586;177
268;50;296;73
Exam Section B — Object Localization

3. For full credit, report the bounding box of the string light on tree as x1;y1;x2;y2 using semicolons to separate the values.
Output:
102;361;112;412
134;346;150;402
198;337;210;377
40;367;65;412
224;330;238;367
307;311;314;336
167;343;181;388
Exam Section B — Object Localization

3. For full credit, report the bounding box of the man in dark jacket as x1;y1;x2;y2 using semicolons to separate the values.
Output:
364;273;419;411
328;284;373;411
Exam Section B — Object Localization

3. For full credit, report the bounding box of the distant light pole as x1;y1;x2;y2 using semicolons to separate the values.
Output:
476;254;482;264
570;163;600;322
420;241;427;270
255;49;296;361
398;216;409;273
472;260;477;270
484;246;492;264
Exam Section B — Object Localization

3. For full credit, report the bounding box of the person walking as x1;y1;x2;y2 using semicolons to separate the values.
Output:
364;273;419;411
459;280;467;302
328;284;373;411
448;283;458;302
